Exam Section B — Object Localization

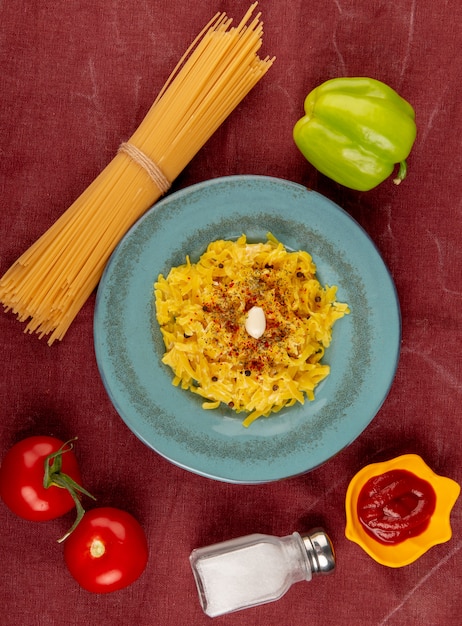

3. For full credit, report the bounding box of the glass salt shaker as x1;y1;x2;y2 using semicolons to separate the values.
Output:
189;528;335;617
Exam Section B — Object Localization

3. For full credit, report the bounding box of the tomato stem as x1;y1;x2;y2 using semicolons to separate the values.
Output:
43;438;96;543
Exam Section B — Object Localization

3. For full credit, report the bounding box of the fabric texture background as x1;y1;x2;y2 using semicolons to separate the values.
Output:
1;1;461;624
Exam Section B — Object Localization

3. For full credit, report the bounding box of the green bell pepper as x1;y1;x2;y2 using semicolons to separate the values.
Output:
293;77;417;191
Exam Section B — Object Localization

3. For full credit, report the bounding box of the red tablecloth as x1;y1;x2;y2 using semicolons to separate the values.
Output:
1;2;461;624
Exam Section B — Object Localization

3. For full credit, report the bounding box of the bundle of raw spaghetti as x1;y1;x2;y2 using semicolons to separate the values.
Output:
0;3;274;345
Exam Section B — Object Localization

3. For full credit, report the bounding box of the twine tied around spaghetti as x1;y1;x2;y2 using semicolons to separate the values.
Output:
118;142;171;195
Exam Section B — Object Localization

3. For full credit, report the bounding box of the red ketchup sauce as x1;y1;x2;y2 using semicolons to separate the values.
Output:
357;469;437;545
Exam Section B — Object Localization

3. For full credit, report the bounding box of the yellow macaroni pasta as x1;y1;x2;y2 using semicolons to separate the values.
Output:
154;234;349;426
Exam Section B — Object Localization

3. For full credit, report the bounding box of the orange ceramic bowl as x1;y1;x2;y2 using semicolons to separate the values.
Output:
345;454;460;567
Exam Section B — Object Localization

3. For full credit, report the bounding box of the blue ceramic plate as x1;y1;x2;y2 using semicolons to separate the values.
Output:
94;175;400;483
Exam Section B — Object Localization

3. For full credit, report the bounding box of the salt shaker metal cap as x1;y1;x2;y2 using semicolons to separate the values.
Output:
299;528;336;574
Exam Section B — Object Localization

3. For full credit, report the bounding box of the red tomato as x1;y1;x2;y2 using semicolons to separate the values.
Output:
63;507;149;593
0;436;83;521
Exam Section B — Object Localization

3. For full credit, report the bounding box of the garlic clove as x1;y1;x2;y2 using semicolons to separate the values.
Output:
245;306;266;339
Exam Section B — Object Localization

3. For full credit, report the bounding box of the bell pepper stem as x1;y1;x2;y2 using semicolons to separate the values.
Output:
393;160;408;185
43;438;96;542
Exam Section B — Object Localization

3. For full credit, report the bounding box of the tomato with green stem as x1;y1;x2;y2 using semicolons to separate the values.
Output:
63;507;149;593
0;436;94;541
